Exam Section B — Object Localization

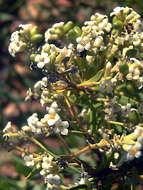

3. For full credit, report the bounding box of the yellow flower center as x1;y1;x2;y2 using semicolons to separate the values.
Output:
130;147;137;155
49;114;55;119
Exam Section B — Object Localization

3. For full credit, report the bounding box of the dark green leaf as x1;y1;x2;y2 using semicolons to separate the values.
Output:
126;48;137;57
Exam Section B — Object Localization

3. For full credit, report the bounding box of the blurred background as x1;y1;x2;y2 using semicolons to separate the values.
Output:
0;0;143;189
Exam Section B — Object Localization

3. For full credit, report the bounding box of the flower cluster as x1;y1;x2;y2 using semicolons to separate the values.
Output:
8;24;33;56
24;153;61;189
120;125;143;161
76;13;111;54
21;102;69;135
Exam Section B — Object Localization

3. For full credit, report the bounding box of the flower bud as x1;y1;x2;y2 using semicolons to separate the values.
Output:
126;82;136;96
31;34;43;44
55;28;62;36
67;29;77;43
30;54;36;61
49;52;56;64
111;29;119;37
112;16;123;29
129;110;139;124
73;26;82;36
63;21;74;33
119;62;129;76
30;26;38;36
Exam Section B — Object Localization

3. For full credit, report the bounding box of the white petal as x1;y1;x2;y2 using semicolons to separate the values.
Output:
48;119;56;126
61;128;68;135
135;151;142;158
62;121;69;128
37;62;45;68
54;127;60;134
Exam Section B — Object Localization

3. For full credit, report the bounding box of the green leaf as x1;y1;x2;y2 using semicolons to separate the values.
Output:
26;168;41;179
126;48;137;57
87;69;103;82
77;69;103;87
118;95;129;105
12;155;32;177
115;125;123;133
0;178;19;190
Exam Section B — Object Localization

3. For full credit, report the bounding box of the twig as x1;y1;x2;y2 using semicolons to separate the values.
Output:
57;134;71;154
64;95;94;144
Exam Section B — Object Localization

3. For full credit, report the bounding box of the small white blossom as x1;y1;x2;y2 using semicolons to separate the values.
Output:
40;155;54;176
110;7;126;16
45;174;61;185
27;113;42;134
77;44;84;52
44;113;61;126
24;154;35;167
35;52;50;69
54;121;69;135
126;143;142;160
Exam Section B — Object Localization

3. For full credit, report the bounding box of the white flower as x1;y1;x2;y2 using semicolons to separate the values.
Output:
9;40;26;57
46;101;60;114
110;7;125;16
27;113;42;134
137;136;143;143
24;154;35;167
45;22;64;42
44;113;61;126
114;152;120;159
8;25;32;57
86;55;94;64
76;37;82;43
27;113;38;127
35;52;50;69
54;121;69;135
45;174;61;185
134;126;143;136
77;44;84;52
42;43;50;53
105;23;112;32
60;47;72;57
94;36;103;47
40;155;54;175
125;142;142;160
44;102;69;135
11;31;20;41
133;34;141;46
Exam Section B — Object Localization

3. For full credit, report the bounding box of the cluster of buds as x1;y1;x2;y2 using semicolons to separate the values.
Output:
9;24;43;56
